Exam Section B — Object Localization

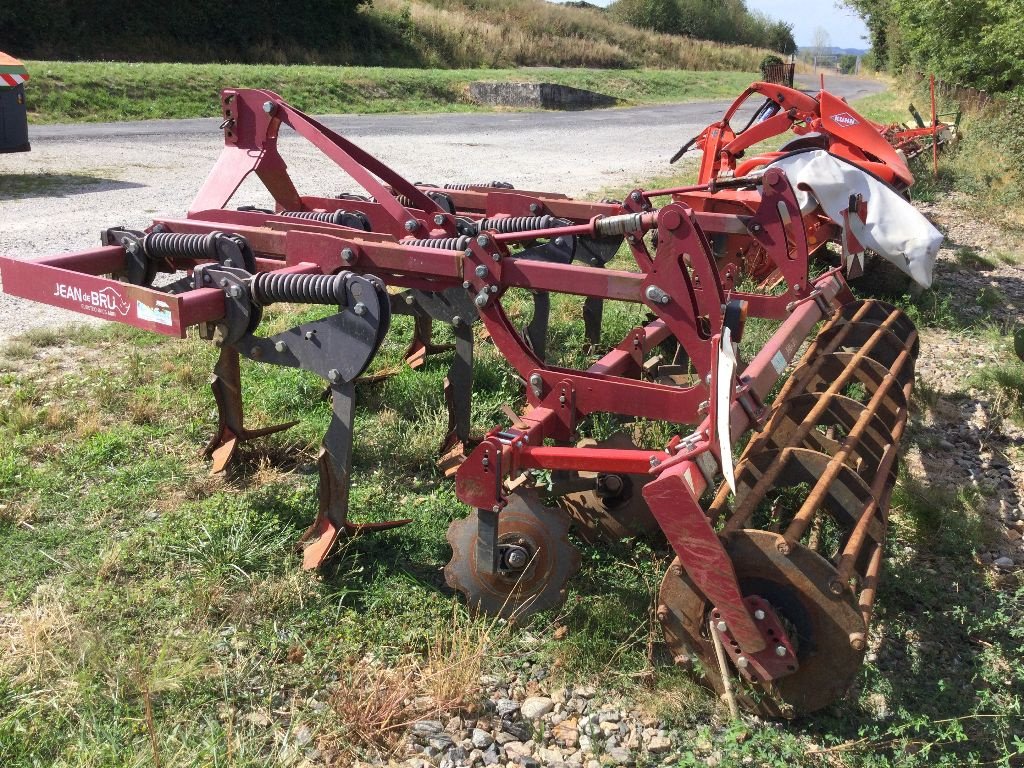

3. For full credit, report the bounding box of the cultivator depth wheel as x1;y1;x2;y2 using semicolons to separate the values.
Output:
444;490;581;621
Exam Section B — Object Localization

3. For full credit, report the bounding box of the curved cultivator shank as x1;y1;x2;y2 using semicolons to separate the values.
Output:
0;88;919;717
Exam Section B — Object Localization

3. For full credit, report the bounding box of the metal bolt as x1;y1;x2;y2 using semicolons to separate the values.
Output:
775;645;787;657
492;505;500;513
529;203;541;214
656;604;669;621
492;253;501;262
793;283;801;292
353;302;366;316
673;654;692;668
644;285;670;305
849;632;866;651
715;620;727;633
474;291;489;308
529;373;543;396
433;214;446;226
404;219;418;232
559;395;567;404
304;330;316;340
753;609;766;621
405;294;415;305
274;340;287;353
452;315;463;326
506;548;528;569
673;564;683;577
554;237;563;246
341;248;355;262
328;369;340;383
630;191;642;202
736;656;749;669
751;223;762;232
476;235;490;247
475;264;489;278
463;281;471;289
228;285;242;298
262;100;277;114
649;455;660;467
249;346;262;360
489;285;498;293
204;274;212;284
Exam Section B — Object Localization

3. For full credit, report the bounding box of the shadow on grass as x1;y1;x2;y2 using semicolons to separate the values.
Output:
0;172;144;200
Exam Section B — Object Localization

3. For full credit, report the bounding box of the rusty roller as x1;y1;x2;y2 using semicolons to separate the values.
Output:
659;299;918;717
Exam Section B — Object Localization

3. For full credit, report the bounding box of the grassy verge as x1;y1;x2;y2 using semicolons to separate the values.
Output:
24;61;758;124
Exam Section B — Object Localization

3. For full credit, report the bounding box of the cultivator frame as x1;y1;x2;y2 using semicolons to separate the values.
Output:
0;89;920;717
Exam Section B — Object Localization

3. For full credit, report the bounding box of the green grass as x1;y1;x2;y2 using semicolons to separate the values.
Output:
23;61;759;124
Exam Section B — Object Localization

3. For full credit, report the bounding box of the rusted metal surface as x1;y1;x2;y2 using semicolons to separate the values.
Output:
444;490;580;620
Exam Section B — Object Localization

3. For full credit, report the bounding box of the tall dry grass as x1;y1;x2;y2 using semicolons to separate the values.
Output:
373;0;770;70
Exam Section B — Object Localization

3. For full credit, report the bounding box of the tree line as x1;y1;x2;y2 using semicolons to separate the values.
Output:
609;0;796;54
844;0;1023;94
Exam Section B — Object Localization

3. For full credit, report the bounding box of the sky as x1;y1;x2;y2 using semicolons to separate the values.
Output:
745;0;870;49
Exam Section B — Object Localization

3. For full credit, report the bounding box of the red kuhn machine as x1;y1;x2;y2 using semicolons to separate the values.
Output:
669;80;944;289
0;90;919;717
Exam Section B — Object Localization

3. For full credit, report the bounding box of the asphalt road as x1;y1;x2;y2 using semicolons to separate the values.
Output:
0;74;884;339
29;74;884;142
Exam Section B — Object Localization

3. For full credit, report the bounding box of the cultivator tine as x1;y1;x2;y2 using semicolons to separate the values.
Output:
439;320;475;475
300;381;413;569
204;347;298;473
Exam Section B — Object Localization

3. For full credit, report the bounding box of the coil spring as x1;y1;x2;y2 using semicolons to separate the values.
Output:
280;210;370;230
250;272;347;306
143;231;219;260
393;193;415;208
406;236;472;251
594;212;645;237
442;181;515;190
476;215;553;234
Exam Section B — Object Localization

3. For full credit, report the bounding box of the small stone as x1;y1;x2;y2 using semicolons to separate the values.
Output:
597;711;620;724
603;746;632;765
578;735;593;753
482;744;501;766
495;699;520;718
503;723;532;742
504;741;530;758
646;736;671;754
553;718;579;748
538;747;564;763
495;732;519;746
472;729;494;749
413;721;446;740
447;717;464;734
429;735;455;751
521;697;554;720
575;685;596;698
994;556;1015;570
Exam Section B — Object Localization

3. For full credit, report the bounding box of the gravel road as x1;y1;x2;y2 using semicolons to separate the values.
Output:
0;75;883;341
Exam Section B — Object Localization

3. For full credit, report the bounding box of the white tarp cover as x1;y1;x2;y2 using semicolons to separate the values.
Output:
767;149;942;288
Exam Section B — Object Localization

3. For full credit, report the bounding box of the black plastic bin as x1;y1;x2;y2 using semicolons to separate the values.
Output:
0;84;30;153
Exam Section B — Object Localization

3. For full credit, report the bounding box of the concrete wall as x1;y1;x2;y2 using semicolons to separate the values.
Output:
468;82;616;110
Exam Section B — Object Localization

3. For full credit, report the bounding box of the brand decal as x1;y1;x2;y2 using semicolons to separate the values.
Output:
831;112;860;128
53;283;131;317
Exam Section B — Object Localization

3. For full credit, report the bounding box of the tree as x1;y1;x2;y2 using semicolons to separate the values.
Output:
811;26;832;59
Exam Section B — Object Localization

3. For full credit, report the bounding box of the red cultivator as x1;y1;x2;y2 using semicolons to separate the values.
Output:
0;90;919;717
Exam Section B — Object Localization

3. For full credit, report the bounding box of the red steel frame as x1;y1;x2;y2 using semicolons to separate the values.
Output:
0;88;861;679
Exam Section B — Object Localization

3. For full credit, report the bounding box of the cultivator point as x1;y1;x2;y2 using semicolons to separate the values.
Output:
0;88;921;717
